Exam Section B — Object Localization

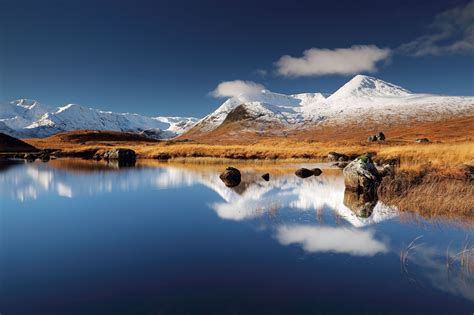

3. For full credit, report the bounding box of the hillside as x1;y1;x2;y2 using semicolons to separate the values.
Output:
0;132;38;152
183;75;474;141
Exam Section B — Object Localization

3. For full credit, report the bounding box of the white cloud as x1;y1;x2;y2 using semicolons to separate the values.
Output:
275;45;391;77
210;80;265;98
276;225;388;256
398;1;474;56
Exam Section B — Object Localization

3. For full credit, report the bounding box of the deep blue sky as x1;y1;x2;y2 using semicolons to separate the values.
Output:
0;0;473;117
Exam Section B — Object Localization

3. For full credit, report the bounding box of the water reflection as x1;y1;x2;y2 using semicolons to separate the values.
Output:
0;159;472;311
0;159;398;228
276;225;388;256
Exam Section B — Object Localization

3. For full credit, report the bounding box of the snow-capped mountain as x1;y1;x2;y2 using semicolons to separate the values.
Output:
0;99;197;139
188;75;474;135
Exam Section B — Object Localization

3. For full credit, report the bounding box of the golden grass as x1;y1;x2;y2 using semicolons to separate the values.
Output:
26;135;474;175
379;169;474;219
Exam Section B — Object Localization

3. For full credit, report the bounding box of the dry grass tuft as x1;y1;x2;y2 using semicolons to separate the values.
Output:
379;168;474;218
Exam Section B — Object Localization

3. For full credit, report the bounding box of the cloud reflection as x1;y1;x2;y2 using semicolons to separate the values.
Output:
276;225;388;256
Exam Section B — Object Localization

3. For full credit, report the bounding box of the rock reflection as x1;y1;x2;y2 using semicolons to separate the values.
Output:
0;160;398;228
343;189;377;218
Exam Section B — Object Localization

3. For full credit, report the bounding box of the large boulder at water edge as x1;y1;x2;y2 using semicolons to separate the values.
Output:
220;167;241;187
343;155;380;193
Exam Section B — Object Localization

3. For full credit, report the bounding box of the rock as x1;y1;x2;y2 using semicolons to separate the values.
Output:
328;152;349;162
416;138;430;143
220;167;241;187
312;168;322;176
154;153;171;160
343;155;381;194
368;133;385;142
39;154;50;162
23;153;37;162
378;164;394;177
464;164;474;183
367;135;377;142
262;173;270;181
295;168;314;178
103;149;136;162
93;154;102;161
336;162;349;169
343;189;377;218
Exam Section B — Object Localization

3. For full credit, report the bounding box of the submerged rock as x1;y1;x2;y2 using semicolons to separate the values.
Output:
220;167;241;187
295;168;314;178
262;173;270;181
343;155;381;194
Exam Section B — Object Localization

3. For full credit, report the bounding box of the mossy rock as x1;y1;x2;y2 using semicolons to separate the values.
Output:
357;155;370;163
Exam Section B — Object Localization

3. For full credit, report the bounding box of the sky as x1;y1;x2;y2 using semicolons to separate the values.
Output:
0;0;473;117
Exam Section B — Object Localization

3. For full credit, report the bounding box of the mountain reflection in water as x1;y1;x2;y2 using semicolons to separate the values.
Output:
0;158;472;313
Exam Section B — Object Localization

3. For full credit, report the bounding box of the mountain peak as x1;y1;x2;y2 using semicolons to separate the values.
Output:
328;75;412;100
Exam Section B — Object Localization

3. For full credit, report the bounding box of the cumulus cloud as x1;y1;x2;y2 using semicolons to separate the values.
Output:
275;45;391;77
398;1;474;56
210;80;265;98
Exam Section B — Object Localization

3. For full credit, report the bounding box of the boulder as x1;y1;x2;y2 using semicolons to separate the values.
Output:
416;138;430;143
93;154;102;161
39;154;50;162
368;133;385;142
367;135;377;142
328;152;349;162
220;167;241;187
336;162;349;169
154;153;171;160
343;155;381;193
262;173;270;181
312;168;322;176
23;153;37;162
295;168;314;178
103;149;136;162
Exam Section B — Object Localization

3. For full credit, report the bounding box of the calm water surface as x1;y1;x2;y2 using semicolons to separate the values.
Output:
0;159;472;315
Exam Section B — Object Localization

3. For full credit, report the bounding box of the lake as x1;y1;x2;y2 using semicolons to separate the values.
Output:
0;159;472;314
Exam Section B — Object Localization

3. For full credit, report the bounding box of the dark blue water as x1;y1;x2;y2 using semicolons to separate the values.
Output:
0;159;472;315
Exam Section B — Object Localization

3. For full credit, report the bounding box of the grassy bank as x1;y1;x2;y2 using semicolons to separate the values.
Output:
26;137;474;174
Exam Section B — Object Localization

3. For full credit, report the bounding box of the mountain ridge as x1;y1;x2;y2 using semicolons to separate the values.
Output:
184;75;474;139
1;75;473;140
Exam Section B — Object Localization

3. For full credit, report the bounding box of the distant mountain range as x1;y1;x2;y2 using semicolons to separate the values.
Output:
1;75;473;140
0;99;197;139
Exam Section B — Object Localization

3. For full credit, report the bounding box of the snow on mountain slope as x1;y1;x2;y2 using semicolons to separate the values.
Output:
0;100;198;139
190;75;474;134
194;90;327;131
